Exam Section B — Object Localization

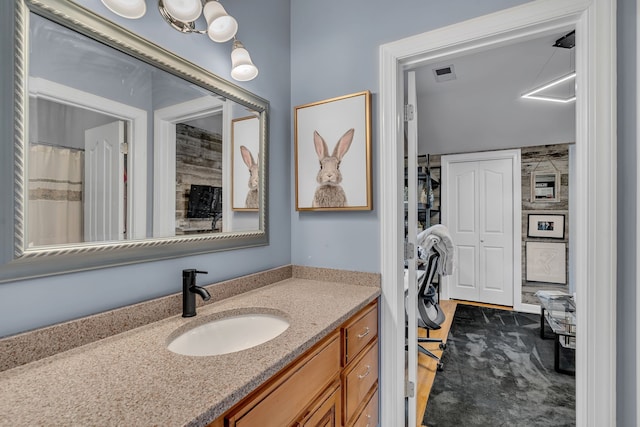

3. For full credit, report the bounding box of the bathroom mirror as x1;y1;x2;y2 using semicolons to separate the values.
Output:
0;0;269;282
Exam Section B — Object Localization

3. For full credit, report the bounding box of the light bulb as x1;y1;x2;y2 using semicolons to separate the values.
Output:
231;41;258;81
203;1;238;43
163;0;203;23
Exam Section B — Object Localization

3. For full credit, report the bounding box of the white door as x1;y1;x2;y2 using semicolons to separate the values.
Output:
84;121;125;242
443;151;519;306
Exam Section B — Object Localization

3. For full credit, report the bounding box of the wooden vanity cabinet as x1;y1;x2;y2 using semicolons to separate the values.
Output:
340;302;379;427
209;300;378;427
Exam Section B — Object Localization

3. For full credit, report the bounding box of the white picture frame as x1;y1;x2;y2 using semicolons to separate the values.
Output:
531;172;560;202
526;241;566;284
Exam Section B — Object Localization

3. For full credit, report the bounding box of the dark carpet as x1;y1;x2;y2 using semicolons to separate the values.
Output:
423;305;575;427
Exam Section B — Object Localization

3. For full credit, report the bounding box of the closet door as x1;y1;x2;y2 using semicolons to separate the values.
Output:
443;151;517;306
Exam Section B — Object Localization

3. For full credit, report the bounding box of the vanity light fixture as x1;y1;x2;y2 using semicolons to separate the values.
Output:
100;0;146;19
521;72;576;103
100;0;257;81
231;40;259;81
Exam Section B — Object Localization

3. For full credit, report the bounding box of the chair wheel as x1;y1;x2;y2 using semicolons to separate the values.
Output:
439;342;446;350
437;362;444;371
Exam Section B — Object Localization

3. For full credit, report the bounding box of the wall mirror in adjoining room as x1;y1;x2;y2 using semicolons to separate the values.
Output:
0;0;269;283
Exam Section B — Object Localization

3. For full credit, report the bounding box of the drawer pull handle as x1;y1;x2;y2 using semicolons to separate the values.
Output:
358;365;371;380
365;414;371;427
357;327;370;339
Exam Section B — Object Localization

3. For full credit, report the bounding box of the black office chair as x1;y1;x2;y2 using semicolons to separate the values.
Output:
407;250;446;371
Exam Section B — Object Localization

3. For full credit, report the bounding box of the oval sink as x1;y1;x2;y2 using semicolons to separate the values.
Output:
167;313;289;356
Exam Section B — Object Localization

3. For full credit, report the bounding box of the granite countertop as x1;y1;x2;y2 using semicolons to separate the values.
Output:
0;278;379;426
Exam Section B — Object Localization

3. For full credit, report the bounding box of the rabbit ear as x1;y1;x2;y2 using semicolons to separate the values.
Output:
313;131;329;160
332;128;355;160
240;145;255;167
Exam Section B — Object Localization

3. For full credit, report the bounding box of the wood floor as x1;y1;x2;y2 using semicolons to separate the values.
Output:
416;300;512;427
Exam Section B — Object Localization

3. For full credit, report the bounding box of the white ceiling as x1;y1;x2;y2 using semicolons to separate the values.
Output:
414;27;576;156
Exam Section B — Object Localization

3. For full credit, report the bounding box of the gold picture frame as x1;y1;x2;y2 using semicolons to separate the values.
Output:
231;116;260;211
294;91;372;211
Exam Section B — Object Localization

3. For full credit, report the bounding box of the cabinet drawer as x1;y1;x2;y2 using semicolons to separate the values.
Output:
343;340;379;424
228;333;341;427
350;387;378;427
343;303;378;365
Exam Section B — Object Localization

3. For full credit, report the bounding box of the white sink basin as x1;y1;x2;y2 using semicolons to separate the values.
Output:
167;313;290;356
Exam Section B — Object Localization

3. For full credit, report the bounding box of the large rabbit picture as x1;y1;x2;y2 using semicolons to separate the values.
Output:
232;116;260;211
294;91;372;211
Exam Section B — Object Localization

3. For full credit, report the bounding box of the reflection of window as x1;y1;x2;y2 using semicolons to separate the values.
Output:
531;172;560;202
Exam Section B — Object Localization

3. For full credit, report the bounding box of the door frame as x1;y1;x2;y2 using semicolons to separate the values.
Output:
153;96;226;237
378;1;616;426
440;149;523;309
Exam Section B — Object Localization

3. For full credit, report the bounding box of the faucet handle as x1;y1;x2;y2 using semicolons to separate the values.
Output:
196;270;208;275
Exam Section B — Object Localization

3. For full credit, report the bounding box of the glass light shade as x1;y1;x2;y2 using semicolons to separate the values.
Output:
101;0;146;19
163;0;203;23
203;1;238;42
231;41;258;81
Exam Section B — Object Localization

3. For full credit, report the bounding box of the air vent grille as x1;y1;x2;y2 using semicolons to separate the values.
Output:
433;65;456;82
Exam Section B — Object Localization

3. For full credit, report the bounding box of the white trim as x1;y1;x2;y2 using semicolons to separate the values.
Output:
28;77;147;240
635;0;640;425
153;96;224;237
378;1;616;426
439;149;522;309
637;0;640;424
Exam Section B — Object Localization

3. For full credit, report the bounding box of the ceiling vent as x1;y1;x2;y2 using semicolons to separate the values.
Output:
433;65;456;83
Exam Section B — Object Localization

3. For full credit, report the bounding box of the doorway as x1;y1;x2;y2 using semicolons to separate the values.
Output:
378;1;616;427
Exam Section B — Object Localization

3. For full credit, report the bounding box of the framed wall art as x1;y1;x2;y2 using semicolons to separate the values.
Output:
527;214;565;239
526;241;567;284
294;90;372;211
232;116;260;211
531;172;560;202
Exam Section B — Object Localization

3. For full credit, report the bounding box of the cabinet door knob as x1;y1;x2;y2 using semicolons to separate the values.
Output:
358;365;371;380
357;327;370;339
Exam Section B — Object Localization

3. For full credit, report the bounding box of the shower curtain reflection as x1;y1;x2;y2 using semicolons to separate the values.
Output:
28;144;83;246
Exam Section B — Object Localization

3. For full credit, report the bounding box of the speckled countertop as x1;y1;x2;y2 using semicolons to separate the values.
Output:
0;278;379;426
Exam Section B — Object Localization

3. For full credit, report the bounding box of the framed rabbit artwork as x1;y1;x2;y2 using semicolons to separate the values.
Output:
231;116;260;211
294;90;372;211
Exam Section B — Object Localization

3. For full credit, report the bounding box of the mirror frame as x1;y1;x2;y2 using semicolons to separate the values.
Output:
0;0;269;283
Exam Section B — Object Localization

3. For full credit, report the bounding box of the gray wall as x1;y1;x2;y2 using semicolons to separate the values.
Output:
0;0;291;337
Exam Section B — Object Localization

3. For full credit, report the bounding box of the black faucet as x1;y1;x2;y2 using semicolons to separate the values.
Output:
182;269;211;317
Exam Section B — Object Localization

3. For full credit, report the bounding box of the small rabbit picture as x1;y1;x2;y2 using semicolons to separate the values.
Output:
240;145;259;209
312;128;354;208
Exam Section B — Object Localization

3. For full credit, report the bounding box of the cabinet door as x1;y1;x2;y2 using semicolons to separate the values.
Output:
297;381;341;427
